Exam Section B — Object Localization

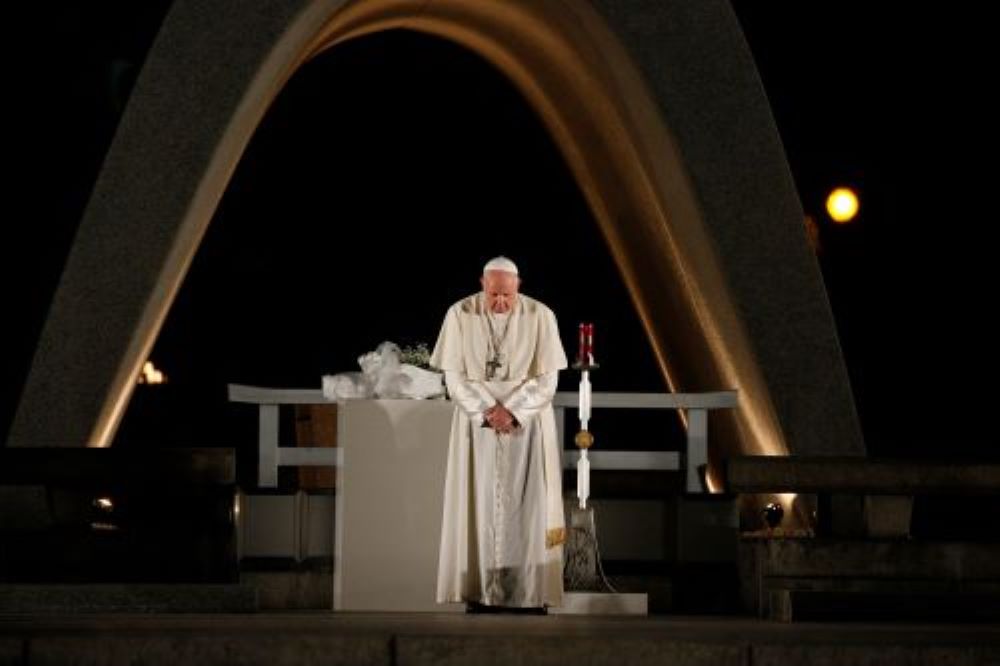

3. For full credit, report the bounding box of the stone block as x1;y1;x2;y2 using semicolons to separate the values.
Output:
817;493;865;537
0;449;237;584
396;636;744;666
0;486;51;530
863;495;913;538
743;537;1000;621
0;639;24;666
665;494;738;564
30;635;389;666
241;569;332;610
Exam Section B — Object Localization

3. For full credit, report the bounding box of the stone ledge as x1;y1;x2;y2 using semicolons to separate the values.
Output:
743;539;1000;578
29;634;387;666
727;456;1000;494
0;584;257;614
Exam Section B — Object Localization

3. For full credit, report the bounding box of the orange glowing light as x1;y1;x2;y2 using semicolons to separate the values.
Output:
826;187;859;223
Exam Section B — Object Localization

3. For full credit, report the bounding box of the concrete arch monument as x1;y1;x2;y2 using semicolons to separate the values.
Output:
9;0;864;490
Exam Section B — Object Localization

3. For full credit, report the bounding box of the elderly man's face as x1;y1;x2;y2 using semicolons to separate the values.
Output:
481;270;520;314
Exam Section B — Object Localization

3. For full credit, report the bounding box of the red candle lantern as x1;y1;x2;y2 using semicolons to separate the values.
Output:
576;323;597;368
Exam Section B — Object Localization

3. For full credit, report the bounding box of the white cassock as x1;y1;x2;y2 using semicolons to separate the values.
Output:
431;292;568;608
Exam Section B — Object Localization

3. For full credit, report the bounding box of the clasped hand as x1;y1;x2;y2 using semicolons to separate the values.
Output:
485;404;517;434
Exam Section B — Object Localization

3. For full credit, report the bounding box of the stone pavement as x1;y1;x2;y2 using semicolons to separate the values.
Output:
2;612;999;665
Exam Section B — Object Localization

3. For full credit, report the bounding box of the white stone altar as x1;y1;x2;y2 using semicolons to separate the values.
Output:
333;398;464;612
228;384;737;615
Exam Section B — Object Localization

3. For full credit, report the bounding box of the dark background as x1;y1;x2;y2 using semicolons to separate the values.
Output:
4;2;996;463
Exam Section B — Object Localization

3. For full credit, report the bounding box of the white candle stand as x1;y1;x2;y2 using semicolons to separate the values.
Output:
556;323;647;615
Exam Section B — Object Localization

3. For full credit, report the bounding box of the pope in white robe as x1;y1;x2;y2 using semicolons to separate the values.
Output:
431;257;568;609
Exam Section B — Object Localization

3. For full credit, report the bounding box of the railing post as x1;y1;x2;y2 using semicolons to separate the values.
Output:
295;489;307;563
258;403;279;488
555;406;565;450
686;408;708;493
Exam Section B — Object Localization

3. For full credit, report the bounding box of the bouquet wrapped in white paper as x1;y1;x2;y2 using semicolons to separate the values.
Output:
322;341;444;401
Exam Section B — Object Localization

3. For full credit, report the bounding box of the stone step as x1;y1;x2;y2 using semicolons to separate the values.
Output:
0;583;257;613
1;613;998;666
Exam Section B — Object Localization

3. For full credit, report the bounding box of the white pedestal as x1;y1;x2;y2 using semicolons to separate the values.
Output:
333;399;464;612
550;592;649;615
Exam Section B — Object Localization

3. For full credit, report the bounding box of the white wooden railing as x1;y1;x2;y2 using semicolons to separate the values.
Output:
227;384;737;493
552;391;737;493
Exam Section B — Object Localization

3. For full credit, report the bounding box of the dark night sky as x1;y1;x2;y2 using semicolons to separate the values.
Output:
4;2;997;462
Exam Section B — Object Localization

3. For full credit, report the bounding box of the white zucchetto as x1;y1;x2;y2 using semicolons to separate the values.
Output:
483;256;519;275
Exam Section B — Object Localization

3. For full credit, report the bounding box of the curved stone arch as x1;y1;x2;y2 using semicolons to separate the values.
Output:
9;0;863;489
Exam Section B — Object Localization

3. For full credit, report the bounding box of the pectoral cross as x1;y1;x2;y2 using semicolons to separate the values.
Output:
486;352;504;380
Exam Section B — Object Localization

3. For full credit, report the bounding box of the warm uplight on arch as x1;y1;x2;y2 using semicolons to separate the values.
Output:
138;361;167;385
